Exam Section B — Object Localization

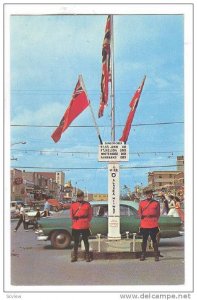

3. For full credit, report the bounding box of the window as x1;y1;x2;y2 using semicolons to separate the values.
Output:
120;205;137;216
159;175;162;178
93;205;108;217
93;204;138;217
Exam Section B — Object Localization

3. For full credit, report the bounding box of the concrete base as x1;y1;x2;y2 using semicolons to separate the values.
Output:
71;238;160;260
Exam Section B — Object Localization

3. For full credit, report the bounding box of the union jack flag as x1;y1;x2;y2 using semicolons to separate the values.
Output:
98;15;111;118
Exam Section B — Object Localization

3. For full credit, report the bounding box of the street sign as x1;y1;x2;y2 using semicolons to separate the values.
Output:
98;141;129;162
14;177;23;185
108;163;121;240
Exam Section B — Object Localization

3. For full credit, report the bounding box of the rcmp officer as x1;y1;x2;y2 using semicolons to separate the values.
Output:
70;190;92;262
138;189;160;261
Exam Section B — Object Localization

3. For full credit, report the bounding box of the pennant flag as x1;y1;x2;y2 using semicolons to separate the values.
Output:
51;76;90;143
98;15;111;118
119;76;146;143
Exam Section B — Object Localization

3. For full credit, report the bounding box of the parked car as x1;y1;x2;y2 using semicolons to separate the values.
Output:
10;200;24;212
25;208;55;229
35;200;183;249
10;201;31;219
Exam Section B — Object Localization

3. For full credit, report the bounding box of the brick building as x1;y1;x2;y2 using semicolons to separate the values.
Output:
10;169;65;202
148;170;183;190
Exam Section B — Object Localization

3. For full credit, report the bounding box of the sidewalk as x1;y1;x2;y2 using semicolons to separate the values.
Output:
76;237;158;260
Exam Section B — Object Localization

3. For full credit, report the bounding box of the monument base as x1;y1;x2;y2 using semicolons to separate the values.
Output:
71;238;161;260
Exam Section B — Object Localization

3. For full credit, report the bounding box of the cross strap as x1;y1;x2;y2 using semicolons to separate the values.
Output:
141;199;154;213
73;203;82;217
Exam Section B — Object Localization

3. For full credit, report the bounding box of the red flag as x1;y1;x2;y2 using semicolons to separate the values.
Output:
98;15;111;118
51;76;90;143
119;76;146;143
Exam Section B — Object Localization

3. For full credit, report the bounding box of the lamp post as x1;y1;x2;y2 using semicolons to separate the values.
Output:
11;141;27;147
11;141;27;160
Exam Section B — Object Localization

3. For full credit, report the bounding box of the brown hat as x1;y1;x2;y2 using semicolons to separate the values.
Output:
77;190;84;198
144;188;154;195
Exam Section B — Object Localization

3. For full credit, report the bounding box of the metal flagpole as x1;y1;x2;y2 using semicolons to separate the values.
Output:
89;103;103;144
107;14;121;240
98;15;129;240
110;15;115;142
80;75;103;145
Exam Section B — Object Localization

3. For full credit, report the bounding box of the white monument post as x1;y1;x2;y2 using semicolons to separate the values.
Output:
98;141;129;239
108;162;120;239
98;15;130;240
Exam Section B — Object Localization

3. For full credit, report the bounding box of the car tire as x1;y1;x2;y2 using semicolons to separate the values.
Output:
51;231;71;249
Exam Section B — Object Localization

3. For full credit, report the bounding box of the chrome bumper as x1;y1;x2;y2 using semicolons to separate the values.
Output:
37;235;48;241
179;231;184;236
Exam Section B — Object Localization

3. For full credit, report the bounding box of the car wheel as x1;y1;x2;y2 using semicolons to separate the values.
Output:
51;231;71;249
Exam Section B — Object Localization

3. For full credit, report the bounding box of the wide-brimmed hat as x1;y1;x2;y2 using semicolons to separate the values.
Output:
144;188;154;195
77;190;84;197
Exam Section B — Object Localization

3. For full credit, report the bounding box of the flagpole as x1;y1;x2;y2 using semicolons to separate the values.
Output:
80;75;103;145
107;15;121;240
110;14;115;142
89;103;103;144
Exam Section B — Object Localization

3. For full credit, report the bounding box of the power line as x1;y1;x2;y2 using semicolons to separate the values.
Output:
11;148;183;155
11;121;184;128
11;164;178;170
11;88;183;94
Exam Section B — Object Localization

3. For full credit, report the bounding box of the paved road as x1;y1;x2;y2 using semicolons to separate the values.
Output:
10;220;184;288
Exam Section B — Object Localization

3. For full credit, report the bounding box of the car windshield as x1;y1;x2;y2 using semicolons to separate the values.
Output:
93;204;138;217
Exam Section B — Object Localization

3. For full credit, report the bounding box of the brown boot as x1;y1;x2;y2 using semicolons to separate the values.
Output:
85;252;91;262
71;251;78;262
140;242;147;261
153;242;159;261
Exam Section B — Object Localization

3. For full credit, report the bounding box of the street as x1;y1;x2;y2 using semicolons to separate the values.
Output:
10;220;184;288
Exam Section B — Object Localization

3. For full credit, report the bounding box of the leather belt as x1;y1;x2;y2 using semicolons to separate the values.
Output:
73;216;88;220
141;215;156;219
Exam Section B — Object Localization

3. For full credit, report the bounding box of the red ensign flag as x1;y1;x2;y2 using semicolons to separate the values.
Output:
119;76;146;143
51;76;90;143
98;15;111;118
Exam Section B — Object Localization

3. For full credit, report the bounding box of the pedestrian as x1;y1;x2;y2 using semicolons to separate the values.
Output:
33;207;41;230
138;189;160;261
168;195;179;217
70;190;92;262
43;197;50;217
161;196;169;215
175;196;184;223
14;203;29;232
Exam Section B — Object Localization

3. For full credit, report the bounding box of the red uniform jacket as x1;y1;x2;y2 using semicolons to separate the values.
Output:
70;201;92;230
138;199;160;228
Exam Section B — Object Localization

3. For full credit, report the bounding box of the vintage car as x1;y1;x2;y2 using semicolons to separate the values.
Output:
25;208;55;228
35;200;183;249
11;201;31;219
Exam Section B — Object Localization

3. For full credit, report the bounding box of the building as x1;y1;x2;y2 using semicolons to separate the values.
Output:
177;156;184;172
148;170;183;190
56;171;65;187
174;171;184;186
11;169;24;201
10;170;65;202
93;194;108;201
147;156;184;193
34;171;65;187
33;171;65;196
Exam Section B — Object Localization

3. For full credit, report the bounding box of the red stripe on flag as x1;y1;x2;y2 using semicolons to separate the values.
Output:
51;76;89;143
119;76;146;143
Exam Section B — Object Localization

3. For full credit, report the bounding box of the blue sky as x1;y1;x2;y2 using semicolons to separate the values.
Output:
10;11;184;194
